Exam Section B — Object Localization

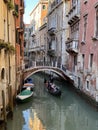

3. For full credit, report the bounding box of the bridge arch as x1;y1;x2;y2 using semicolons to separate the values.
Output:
23;66;68;81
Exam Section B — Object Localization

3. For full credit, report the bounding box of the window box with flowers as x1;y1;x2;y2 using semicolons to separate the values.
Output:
13;10;18;17
0;41;15;54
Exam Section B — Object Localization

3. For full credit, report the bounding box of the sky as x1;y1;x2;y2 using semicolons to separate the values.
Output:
23;0;39;24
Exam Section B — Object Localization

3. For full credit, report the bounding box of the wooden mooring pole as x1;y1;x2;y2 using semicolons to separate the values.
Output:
2;90;7;130
8;84;13;119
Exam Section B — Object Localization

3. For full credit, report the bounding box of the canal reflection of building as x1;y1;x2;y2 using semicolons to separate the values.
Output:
29;109;46;130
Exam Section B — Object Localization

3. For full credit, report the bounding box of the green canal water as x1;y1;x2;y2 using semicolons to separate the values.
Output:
6;73;98;130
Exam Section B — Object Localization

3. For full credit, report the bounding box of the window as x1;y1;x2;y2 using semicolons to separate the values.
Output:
72;0;76;7
83;15;88;42
87;81;89;90
96;7;98;37
1;68;5;80
74;55;77;65
42;5;46;9
90;53;93;69
82;54;85;69
84;0;88;4
16;29;19;43
78;77;81;89
20;0;23;6
15;4;18;12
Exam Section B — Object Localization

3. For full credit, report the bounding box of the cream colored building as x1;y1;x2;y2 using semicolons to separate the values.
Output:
47;0;70;67
0;0;16;119
28;0;48;65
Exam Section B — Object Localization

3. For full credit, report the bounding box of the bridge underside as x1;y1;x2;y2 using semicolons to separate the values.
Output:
23;67;74;83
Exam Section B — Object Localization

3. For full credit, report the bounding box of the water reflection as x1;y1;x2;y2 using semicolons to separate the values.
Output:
6;73;98;130
22;108;46;130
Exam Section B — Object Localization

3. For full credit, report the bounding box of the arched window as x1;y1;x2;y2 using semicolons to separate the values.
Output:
1;68;5;80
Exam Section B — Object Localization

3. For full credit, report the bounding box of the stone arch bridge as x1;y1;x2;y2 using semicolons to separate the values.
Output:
23;66;74;83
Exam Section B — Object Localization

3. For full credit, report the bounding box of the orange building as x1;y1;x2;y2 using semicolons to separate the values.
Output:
14;0;24;90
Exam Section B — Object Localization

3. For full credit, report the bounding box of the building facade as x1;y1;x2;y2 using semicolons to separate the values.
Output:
29;0;48;65
24;24;30;67
0;0;16;119
15;0;24;92
47;0;70;67
66;0;98;102
78;0;98;101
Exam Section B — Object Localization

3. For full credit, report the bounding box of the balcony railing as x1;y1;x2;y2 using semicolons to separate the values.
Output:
48;27;56;35
66;39;78;54
47;49;56;57
29;46;41;52
31;31;36;37
67;5;80;25
85;68;92;75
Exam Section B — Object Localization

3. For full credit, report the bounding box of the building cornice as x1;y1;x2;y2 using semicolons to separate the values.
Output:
30;0;48;16
47;1;63;16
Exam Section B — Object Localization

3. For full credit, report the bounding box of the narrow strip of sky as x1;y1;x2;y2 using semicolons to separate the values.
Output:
24;0;39;24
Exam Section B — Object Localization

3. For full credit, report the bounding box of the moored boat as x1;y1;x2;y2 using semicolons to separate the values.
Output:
16;89;33;103
22;83;35;91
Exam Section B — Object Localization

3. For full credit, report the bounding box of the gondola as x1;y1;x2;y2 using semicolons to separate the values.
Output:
45;81;61;97
47;86;61;97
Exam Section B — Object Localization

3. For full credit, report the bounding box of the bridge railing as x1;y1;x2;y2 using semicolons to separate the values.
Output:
27;61;60;68
24;61;75;82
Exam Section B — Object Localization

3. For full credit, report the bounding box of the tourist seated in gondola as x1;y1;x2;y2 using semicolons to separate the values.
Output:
51;84;57;92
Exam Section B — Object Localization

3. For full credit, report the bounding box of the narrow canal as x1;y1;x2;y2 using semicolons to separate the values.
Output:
6;72;98;130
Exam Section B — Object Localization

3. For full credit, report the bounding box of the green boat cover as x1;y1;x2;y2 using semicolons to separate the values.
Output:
19;90;32;95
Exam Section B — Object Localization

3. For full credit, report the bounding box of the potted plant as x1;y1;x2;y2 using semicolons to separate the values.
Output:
13;10;18;17
0;40;6;49
5;42;15;53
0;41;15;53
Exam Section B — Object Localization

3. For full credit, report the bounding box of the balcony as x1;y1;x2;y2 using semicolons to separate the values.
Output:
40;45;45;51
48;27;56;35
85;68;92;75
78;67;84;73
47;49;55;57
66;39;78;54
20;5;24;14
29;46;40;52
18;23;24;33
31;31;36;37
67;5;80;25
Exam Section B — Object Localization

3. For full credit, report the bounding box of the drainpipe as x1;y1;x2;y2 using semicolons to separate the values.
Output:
7;5;11;84
14;5;17;99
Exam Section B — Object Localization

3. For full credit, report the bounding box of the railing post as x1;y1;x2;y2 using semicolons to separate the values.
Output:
34;61;36;67
52;61;53;67
55;61;57;67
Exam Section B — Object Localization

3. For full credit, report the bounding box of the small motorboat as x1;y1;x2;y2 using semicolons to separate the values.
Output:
22;83;35;91
22;78;35;91
16;89;34;103
24;78;33;84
